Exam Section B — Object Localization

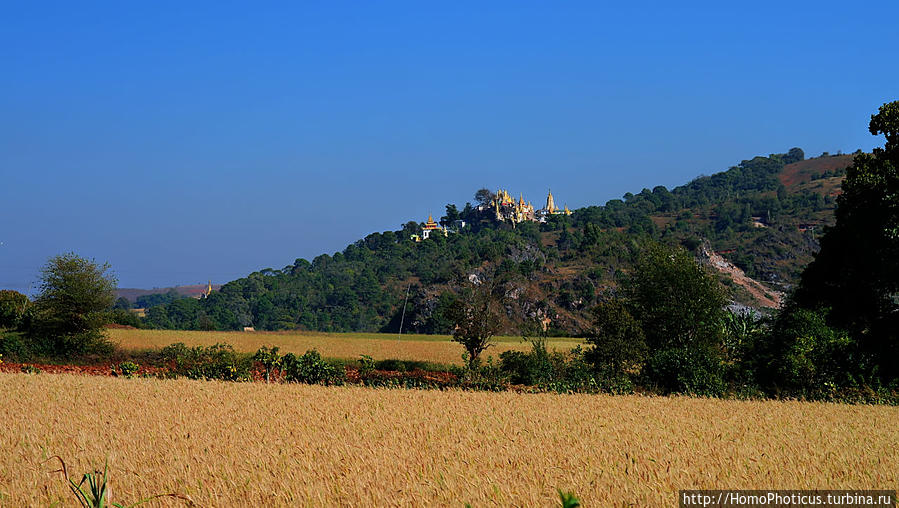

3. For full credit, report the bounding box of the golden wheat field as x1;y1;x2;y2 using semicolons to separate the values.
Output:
107;328;583;365
2;373;897;506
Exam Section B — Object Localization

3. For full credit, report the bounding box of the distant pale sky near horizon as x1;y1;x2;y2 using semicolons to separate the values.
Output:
2;1;897;292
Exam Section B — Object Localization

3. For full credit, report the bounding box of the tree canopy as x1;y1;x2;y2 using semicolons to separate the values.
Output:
26;252;117;357
793;101;899;379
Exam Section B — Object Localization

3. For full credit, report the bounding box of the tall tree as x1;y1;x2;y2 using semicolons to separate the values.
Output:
474;188;495;208
793;101;899;379
0;290;29;329
447;279;505;369
26;252;117;356
622;242;728;352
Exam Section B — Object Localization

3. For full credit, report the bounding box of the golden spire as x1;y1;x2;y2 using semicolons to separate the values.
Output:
546;189;556;213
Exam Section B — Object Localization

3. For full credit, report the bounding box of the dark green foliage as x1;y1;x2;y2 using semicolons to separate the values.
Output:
106;309;144;328
644;346;725;396
0;290;29;329
584;300;647;379
161;342;250;381
499;339;555;385
113;297;131;310
373;358;434;372
622;242;728;352
281;349;345;385
754;306;857;394
792;101;899;382
595;241;730;394
25;253;117;358
0;331;32;361
134;289;182;309
499;341;597;393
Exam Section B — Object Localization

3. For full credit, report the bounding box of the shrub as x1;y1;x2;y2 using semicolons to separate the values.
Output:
115;361;139;378
161;342;250;381
500;342;599;393
253;346;282;383
373;359;433;372
499;339;553;385
644;346;725;396
281;350;344;385
358;354;375;377
756;306;859;396
0;331;33;361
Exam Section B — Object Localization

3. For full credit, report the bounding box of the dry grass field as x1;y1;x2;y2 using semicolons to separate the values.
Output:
2;372;897;506
107;328;583;365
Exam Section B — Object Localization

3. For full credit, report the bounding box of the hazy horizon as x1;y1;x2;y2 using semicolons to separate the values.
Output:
2;1;897;292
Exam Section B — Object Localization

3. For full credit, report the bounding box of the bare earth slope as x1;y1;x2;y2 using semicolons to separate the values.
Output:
2;373;896;506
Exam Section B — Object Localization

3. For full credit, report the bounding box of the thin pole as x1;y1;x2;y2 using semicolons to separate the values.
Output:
397;283;411;341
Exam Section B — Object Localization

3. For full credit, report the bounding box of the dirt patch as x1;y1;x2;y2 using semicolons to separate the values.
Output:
699;243;783;308
779;155;853;188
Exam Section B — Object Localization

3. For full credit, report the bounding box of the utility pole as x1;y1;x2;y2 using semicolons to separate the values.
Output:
397;283;411;341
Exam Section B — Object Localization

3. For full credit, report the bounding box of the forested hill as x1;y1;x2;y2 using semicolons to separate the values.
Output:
139;148;855;335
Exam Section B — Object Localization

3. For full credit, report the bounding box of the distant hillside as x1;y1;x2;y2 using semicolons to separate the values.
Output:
116;284;222;303
135;148;857;335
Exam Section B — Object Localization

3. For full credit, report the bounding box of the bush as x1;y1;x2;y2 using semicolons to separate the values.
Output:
253;346;282;383
499;339;554;385
756;306;859;395
644;346;725;396
161;342;250;381
373;359;435;372
499;342;599;393
115;361;140;378
281;349;344;385
0;331;33;361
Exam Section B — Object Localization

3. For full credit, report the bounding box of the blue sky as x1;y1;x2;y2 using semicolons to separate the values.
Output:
2;1;897;292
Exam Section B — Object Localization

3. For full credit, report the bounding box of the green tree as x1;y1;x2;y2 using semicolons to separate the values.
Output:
621;242;729;394
447;280;504;369
793;101;899;380
26;253;117;357
441;203;461;226
584;300;647;378
0;290;29;329
622;242;728;351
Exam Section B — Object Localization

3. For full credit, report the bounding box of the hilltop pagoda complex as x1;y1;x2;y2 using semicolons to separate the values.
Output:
492;188;571;224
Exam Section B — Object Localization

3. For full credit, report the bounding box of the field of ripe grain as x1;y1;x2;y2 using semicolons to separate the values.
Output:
2;373;897;506
107;328;583;365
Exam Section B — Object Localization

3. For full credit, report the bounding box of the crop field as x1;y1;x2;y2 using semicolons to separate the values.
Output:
107;328;583;365
2;373;897;506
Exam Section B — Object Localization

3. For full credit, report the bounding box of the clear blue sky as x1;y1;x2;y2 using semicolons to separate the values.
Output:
2;1;897;292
